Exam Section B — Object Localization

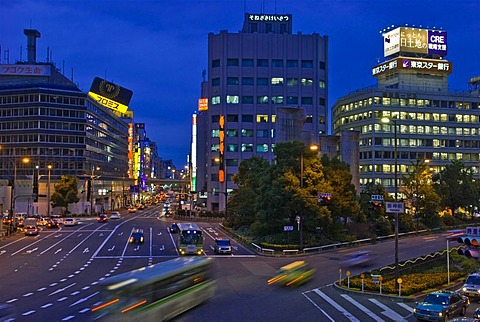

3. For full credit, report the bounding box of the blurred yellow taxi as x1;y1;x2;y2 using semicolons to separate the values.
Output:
268;260;316;287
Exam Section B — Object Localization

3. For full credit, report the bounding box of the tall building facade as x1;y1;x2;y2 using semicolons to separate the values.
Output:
197;13;328;211
0;29;131;216
332;26;480;195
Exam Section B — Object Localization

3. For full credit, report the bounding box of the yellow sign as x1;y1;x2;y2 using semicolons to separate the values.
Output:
397;278;403;284
88;92;129;114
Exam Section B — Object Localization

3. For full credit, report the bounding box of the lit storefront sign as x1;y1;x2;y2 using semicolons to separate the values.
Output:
198;98;208;111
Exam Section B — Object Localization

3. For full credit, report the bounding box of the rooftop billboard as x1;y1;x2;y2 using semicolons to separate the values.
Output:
372;57;452;76
383;27;447;58
88;77;133;114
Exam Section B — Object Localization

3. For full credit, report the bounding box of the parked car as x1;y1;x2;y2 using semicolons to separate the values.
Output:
413;290;469;322
110;212;121;219
24;225;39;236
63;218;78;226
97;214;108;223
129;228;144;244
214;238;232;254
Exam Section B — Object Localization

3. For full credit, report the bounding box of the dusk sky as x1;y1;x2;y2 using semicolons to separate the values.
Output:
1;0;479;167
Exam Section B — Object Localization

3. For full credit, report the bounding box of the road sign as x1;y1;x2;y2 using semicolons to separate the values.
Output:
284;226;294;232
385;202;404;213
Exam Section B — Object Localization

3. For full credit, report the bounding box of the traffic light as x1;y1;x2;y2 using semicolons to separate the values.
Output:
318;193;332;205
457;230;480;259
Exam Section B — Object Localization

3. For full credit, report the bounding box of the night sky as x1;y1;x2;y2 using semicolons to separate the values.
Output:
1;0;479;167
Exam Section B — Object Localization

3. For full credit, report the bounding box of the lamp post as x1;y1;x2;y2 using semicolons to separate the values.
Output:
90;166;100;216
9;157;30;235
381;117;399;282
47;165;52;216
299;144;319;251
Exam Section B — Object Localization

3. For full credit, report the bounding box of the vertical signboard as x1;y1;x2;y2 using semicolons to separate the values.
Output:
218;115;225;183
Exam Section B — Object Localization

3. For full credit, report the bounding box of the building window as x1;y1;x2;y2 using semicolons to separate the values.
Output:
227;77;239;85
212;96;220;105
280;24;287;33
256;130;269;138
266;23;273;33
211;129;220;137
257;96;269;104
305;115;313;123
271;77;284;85
257;78;268;85
212;78;220;86
319;61;326;69
301;60;313;68
250;23;257;33
242;59;254;67
287;96;298;104
272;96;283;104
302;97;313;105
227;115;238;122
257;59;268;67
227;144;239;152
242;143;254;152
211;115;220;123
272;59;283;67
242;114;254;122
256;144;269;152
301;78;313;86
227;58;239;66
226;95;239;104
257;115;268;123
226;129;238;137
242;96;253;104
287;78;298;86
212;59;220;68
319;98;325;106
286;60;298;68
242;77;254;85
241;129;253;137
211;144;220;152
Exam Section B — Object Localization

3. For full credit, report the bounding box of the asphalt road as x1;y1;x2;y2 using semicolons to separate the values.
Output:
0;206;476;322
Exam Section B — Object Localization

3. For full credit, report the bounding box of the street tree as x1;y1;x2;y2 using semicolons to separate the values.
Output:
51;175;80;215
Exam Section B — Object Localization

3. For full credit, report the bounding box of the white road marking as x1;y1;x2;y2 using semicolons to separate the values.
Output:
397;302;414;313
41;303;53;309
22;310;36;316
313;289;360;322
341;294;384;322
49;283;76;296
369;298;405;321
69;291;99;307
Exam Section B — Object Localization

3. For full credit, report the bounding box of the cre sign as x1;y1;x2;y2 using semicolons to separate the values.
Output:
383;27;447;58
88;77;133;114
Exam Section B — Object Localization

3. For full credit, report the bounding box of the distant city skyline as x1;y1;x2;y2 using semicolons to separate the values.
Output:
1;0;479;167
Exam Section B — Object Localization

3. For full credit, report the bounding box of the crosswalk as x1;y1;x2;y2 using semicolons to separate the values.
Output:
303;285;414;322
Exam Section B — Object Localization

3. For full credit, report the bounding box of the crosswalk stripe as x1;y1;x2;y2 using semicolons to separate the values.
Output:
340;294;385;322
369;298;406;321
313;289;360;322
397;302;414;313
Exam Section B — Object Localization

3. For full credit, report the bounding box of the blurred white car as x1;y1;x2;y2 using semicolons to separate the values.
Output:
110;211;121;219
63;218;78;226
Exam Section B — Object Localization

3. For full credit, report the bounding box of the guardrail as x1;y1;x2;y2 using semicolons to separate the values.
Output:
250;228;436;256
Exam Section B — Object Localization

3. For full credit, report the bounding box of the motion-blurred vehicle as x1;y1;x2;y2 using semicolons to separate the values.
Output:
267;260;316;287
0;304;15;321
127;207;137;213
474;307;480;319
110;211;121;219
45;218;59;228
340;250;377;267
2;215;11;225
63;218;78;226
169;223;179;233
137;204;145;210
214;238;232;254
413;290;469;322
129;228;144;243
97;214;108;223
24;225;39;236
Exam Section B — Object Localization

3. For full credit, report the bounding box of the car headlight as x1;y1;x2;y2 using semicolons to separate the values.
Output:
463;287;467;292
438;312;443;317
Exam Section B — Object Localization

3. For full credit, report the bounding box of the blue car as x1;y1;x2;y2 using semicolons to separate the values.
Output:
413;290;469;322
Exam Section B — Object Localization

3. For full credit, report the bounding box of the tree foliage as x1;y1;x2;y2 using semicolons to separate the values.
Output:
51;175;80;214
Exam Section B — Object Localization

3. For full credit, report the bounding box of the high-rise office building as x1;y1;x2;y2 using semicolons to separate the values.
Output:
332;26;480;195
196;13;328;211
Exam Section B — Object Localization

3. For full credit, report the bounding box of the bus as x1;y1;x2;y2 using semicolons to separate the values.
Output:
91;257;216;321
176;223;204;255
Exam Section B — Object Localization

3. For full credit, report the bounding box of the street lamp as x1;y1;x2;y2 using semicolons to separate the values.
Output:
381;116;399;282
299;144;319;251
90;166;100;216
47;165;52;216
9;157;30;235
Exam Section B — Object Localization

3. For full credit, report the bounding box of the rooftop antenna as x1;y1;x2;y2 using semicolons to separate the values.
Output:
46;46;50;62
19;45;22;61
71;67;74;82
243;0;246;13
202;69;206;82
